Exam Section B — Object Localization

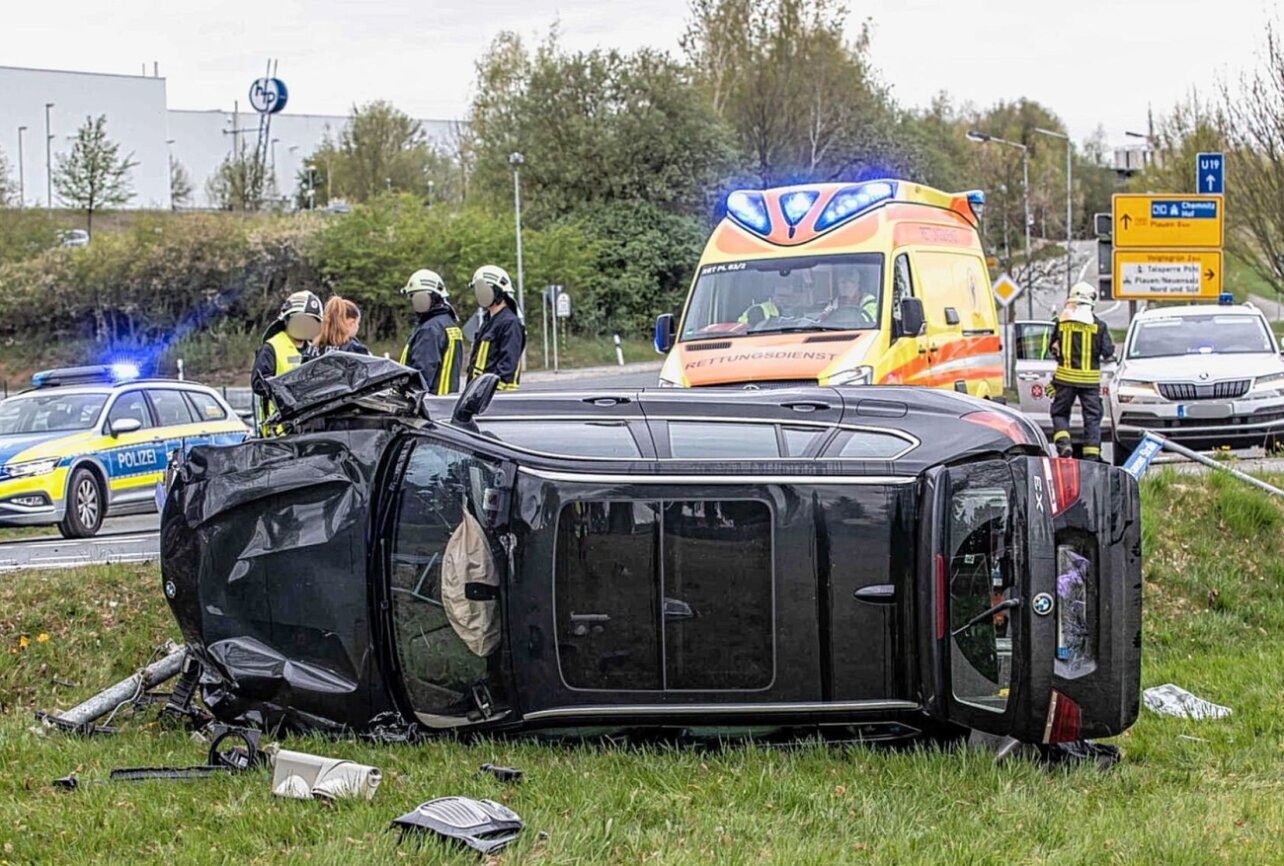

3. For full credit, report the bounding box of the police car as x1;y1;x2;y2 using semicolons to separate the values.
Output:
0;364;248;538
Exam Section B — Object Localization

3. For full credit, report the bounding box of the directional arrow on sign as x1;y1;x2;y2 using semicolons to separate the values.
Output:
1204;174;1217;192
1206;268;1215;280
1121;214;1132;229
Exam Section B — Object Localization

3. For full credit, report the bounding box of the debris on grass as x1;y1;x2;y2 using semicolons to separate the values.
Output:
1143;684;1232;720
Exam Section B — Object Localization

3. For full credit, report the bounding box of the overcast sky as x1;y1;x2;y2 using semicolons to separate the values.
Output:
4;0;1270;146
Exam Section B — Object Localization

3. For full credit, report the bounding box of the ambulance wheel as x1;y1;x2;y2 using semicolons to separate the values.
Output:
59;467;104;538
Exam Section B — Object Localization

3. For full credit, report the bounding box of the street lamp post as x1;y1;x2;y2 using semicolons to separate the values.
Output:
968;130;1032;318
44;103;54;208
16;126;26;207
509;152;526;317
1034;127;1073;294
305;164;316;211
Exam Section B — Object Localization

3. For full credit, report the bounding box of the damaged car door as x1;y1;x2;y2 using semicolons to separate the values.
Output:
380;434;515;729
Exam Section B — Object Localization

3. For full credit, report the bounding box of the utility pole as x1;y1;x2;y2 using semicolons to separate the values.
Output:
510;152;526;316
44;103;54;208
16;126;26;207
1034;127;1073;295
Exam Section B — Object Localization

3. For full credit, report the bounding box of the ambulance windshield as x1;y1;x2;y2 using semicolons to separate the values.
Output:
681;254;883;341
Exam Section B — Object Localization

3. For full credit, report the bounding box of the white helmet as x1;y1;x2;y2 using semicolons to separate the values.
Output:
402;269;448;314
471;265;514;308
1069;281;1097;307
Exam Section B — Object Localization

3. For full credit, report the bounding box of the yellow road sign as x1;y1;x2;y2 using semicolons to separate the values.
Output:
1112;194;1223;248
991;272;1022;307
1112;249;1222;300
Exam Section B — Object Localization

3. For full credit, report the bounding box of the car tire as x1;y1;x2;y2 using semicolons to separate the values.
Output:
58;467;104;538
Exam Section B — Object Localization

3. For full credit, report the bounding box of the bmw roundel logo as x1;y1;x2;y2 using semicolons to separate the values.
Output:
1032;592;1054;617
164;581;176;599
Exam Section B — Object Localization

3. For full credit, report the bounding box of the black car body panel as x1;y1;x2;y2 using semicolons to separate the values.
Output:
161;354;1140;743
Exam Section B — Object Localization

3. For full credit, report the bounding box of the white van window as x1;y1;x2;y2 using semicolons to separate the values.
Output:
891;254;914;329
681;254;883;341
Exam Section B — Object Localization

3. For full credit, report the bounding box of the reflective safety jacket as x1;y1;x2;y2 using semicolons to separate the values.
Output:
401;306;463;396
1049;315;1114;386
468;305;525;391
738;300;781;325
252;328;315;435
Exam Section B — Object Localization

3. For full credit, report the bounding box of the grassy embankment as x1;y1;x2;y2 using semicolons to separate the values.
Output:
1;468;1283;864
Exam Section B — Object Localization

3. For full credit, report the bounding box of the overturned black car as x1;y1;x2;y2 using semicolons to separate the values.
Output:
161;354;1141;745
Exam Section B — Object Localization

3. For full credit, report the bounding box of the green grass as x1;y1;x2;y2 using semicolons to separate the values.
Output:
3;471;1284;863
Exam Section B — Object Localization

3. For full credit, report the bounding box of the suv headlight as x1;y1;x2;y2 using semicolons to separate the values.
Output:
5;458;59;478
1250;371;1284;398
828;365;874;386
1114;379;1163;404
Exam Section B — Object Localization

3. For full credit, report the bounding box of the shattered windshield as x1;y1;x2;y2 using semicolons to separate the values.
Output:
680;254;883;341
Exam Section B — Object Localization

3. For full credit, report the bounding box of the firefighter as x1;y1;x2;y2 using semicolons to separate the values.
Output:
1048;282;1115;460
251;290;322;436
400;269;463;395
467;265;526;391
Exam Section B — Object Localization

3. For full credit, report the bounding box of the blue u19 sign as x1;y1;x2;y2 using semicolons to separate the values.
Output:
249;77;289;114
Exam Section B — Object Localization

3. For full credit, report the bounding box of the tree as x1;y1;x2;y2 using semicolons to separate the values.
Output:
682;0;903;185
206;145;273;211
469;29;736;220
300;101;441;204
169;158;193;210
0;147;13;206
52;115;137;235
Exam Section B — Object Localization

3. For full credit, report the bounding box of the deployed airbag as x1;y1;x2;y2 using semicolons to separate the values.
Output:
441;510;501;657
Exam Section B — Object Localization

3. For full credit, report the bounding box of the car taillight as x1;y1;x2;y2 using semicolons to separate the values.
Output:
935;553;946;640
1042;457;1080;517
1044;689;1082;743
962;410;1029;445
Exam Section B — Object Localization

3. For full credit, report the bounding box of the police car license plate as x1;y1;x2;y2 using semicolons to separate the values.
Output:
1177;403;1232;420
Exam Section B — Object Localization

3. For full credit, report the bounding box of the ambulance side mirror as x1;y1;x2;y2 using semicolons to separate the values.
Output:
654;314;676;354
899;298;926;338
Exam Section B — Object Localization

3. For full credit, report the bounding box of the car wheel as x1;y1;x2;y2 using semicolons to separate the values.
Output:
58;467;104;538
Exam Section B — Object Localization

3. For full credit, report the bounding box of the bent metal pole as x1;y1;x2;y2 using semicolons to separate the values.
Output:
1158;436;1284;499
49;642;187;728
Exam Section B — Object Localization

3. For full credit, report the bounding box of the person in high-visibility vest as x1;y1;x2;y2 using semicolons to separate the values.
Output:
251;290;322;436
399;269;463;395
822;274;879;324
1048;282;1115;460
467;265;526;392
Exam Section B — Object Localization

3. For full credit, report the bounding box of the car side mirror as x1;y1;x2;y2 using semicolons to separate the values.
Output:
109;417;142;437
899;298;926;338
654;313;676;354
452;373;500;426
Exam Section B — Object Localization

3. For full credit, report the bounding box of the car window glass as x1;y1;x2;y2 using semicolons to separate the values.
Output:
948;465;1015;714
147;390;196;427
555;499;773;691
0;393;108;434
106;391;154;431
782;426;823;457
837;430;912;459
478;420;640;459
669;422;780;459
891;253;913;328
1014;324;1055;361
390;440;506;720
1129;314;1275;358
185;391;227;421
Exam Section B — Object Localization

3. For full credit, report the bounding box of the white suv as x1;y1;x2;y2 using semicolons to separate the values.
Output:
1108;303;1284;464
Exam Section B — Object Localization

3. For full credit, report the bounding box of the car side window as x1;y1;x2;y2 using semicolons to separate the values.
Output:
106;391;154;430
185;391;228;422
891;253;914;328
668;422;780;459
835;430;914;459
147;389;196;427
477;420;640;459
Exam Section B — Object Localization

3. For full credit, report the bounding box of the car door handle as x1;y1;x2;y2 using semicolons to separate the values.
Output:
1017;373;1042;381
854;584;897;605
664;597;697;622
781;400;830;413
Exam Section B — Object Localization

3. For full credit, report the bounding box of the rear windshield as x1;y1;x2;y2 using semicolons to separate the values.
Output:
681;254;883;341
0;393;108;434
1128;314;1274;359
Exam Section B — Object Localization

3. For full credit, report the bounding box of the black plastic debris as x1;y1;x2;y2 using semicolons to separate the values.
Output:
478;763;523;783
1034;739;1122;771
53;726;264;790
263;352;423;427
391;797;524;854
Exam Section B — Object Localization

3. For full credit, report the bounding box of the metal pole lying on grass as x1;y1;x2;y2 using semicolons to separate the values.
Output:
41;642;187;731
1158;436;1284;499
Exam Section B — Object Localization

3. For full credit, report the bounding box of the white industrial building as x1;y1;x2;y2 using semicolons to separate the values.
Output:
0;65;456;210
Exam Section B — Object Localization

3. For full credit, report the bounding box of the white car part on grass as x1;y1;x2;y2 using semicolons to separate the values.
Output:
1142;683;1232;720
267;744;382;801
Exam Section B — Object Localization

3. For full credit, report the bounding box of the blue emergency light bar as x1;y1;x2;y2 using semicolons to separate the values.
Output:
31;363;141;388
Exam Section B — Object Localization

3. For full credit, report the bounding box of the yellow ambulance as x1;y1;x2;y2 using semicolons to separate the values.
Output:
654;180;1003;396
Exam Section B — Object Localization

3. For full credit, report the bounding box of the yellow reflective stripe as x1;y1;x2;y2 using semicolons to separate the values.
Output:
399;343;409;365
497;382;519;391
473;340;491;377
1082;446;1101;455
437;334;457;396
1052;431;1071;442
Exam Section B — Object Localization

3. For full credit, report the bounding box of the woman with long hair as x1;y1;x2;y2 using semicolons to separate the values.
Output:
314;295;371;356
